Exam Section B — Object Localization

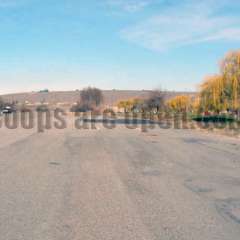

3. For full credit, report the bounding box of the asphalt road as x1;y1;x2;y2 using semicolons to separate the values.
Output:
0;121;240;240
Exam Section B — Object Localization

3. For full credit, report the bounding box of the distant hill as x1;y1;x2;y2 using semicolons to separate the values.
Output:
0;90;196;107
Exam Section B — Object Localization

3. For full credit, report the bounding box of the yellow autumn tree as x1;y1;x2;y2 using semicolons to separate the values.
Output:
117;98;143;112
220;50;240;111
167;95;191;112
199;75;225;112
198;50;240;114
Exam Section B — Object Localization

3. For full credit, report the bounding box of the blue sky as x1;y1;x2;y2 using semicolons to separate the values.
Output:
0;0;240;94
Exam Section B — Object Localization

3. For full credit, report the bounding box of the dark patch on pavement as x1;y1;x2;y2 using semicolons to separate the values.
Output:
49;162;61;166
182;137;212;144
184;179;214;194
142;169;161;177
215;198;240;224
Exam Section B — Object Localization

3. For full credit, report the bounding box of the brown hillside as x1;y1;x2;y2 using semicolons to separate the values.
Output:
1;90;195;107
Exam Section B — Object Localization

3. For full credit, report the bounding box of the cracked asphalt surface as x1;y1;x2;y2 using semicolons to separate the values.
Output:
0;120;240;240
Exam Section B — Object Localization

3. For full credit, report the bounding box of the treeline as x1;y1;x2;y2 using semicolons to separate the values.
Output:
162;50;240;118
117;90;165;113
198;51;240;114
167;51;240;116
117;50;240;121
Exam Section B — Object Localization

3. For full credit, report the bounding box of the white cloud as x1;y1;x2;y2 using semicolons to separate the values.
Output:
106;0;153;13
120;0;240;51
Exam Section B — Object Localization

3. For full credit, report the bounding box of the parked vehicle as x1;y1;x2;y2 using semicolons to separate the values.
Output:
1;106;15;114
